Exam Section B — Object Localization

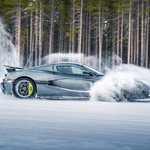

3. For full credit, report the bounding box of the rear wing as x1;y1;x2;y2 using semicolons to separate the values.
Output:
4;65;24;73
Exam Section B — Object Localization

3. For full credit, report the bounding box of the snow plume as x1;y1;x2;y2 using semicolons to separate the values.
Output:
43;53;100;69
44;53;85;63
90;64;150;102
0;19;19;77
43;52;123;72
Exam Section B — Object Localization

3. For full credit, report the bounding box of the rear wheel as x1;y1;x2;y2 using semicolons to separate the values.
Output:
13;78;36;99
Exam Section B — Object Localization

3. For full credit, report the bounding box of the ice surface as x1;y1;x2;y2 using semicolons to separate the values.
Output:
0;87;150;150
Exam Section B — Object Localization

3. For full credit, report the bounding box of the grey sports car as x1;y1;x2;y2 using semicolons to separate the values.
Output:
1;62;150;101
1;62;104;99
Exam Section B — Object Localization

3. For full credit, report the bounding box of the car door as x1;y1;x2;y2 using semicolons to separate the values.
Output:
52;64;98;92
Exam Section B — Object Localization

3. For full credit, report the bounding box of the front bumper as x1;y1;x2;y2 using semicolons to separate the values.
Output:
0;82;5;94
0;80;12;95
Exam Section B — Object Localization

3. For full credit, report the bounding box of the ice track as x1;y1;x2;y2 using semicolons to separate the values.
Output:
0;91;150;150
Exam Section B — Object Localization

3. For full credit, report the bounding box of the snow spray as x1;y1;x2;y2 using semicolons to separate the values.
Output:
90;64;150;102
43;53;100;69
0;19;19;77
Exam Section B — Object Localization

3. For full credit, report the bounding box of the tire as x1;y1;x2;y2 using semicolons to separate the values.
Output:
13;78;36;99
114;93;122;102
114;90;127;102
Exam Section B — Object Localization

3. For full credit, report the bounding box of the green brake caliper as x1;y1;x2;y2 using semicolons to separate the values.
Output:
118;90;123;101
119;90;122;97
28;83;33;95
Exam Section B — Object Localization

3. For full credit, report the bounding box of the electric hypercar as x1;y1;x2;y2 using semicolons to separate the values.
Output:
1;62;104;99
1;62;150;101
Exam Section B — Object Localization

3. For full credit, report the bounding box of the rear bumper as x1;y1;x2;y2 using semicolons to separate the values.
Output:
0;80;12;95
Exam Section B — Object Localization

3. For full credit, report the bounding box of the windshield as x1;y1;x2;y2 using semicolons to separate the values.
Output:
83;65;104;76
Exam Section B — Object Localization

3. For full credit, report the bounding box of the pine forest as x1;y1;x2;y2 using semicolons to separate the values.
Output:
0;0;150;70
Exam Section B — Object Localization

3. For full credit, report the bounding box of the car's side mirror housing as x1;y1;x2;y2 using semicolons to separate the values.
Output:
83;71;94;76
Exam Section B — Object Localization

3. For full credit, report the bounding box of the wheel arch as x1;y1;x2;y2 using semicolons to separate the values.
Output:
12;76;37;96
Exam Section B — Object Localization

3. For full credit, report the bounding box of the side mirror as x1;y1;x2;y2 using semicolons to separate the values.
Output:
83;71;94;76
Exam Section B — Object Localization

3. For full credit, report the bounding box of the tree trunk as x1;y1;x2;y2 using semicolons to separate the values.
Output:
71;0;75;54
16;0;21;65
141;0;144;67
29;10;33;67
39;1;43;65
117;6;120;58
120;10;123;59
98;4;102;70
77;0;83;54
145;0;149;68
127;0;132;64
136;1;139;65
88;8;91;57
130;19;133;64
49;0;54;62
34;8;38;66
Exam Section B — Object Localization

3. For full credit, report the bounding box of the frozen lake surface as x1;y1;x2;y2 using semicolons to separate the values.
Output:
0;91;150;150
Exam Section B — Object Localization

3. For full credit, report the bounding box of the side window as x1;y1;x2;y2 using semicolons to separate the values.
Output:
71;66;84;74
56;66;73;74
56;65;86;75
38;65;53;71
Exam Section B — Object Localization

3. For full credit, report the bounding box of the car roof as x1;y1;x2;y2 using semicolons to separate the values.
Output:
27;62;83;70
26;61;104;75
52;62;83;66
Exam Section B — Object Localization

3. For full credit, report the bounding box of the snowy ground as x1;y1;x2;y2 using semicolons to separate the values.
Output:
1;90;150;150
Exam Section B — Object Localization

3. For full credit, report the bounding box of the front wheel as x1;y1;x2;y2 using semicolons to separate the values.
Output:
114;90;127;102
13;78;36;99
